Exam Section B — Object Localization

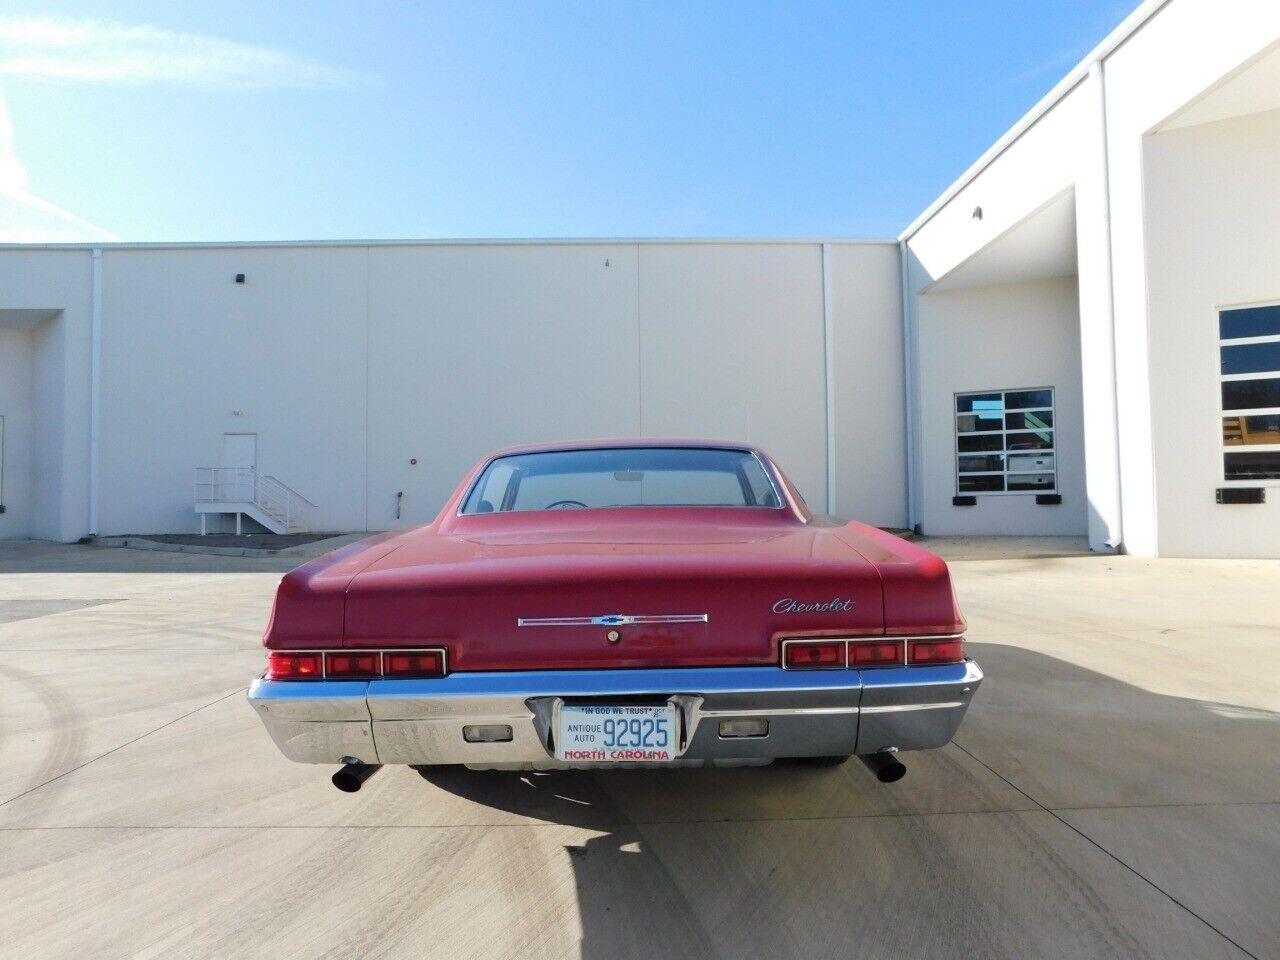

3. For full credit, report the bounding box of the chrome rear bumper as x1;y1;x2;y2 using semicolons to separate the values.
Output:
247;661;982;768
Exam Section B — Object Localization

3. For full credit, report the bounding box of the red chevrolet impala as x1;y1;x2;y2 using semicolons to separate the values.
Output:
248;440;982;791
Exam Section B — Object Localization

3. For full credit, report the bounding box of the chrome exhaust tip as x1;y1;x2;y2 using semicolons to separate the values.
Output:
859;750;906;784
332;762;381;793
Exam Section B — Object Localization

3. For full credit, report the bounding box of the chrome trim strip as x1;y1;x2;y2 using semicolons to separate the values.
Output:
517;614;709;627
698;706;861;718
247;677;372;718
859;701;964;714
859;660;983;688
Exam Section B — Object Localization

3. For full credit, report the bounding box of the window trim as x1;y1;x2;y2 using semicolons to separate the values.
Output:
1219;300;1280;487
953;387;1057;497
456;446;788;515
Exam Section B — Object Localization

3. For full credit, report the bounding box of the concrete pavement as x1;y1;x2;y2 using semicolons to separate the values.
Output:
0;539;1276;959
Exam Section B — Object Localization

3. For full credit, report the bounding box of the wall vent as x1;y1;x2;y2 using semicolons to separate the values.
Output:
1216;487;1265;505
1035;494;1062;505
952;495;977;507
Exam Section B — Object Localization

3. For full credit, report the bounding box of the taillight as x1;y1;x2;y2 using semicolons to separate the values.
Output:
780;636;962;669
783;641;845;669
908;638;965;664
383;650;446;678
850;641;904;666
266;651;322;679
264;647;448;680
324;652;381;678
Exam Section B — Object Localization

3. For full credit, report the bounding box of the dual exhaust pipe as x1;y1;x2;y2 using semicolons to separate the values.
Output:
332;753;905;791
332;762;381;793
859;750;907;783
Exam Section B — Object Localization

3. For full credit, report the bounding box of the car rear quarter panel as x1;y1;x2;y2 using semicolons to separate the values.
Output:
263;530;408;648
838;523;966;635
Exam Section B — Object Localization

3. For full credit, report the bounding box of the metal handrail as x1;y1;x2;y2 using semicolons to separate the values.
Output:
261;474;318;507
194;466;256;504
194;466;315;532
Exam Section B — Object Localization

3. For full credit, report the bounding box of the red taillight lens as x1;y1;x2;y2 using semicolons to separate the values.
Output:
382;650;446;678
783;641;845;669
850;641;904;666
907;638;964;665
324;652;381;678
265;651;322;680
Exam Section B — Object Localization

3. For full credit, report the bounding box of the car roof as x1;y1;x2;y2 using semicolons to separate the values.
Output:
482;438;769;459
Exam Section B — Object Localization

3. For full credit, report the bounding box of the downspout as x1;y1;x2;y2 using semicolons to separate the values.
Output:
1090;60;1125;550
898;239;918;532
88;247;102;537
821;242;835;515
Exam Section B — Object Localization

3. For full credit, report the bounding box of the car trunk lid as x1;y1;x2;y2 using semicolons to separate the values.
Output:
341;514;885;670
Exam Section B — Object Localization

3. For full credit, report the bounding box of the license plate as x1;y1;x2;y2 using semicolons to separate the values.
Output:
555;704;678;762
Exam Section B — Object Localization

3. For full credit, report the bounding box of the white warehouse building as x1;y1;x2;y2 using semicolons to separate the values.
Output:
1;0;1278;558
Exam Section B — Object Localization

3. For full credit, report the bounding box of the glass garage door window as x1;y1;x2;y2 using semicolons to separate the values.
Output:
1220;303;1280;483
955;388;1056;495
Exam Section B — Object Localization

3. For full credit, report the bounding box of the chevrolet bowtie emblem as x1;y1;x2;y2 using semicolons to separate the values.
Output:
517;614;709;626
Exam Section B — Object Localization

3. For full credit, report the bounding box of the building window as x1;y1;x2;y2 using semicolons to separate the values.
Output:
1220;303;1280;482
954;388;1056;495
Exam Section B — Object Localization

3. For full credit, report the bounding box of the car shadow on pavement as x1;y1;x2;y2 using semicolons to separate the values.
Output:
416;644;1280;960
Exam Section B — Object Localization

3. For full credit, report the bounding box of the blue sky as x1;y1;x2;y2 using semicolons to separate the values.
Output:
0;1;1135;243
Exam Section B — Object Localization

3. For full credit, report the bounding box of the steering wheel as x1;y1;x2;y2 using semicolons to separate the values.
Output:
545;500;588;510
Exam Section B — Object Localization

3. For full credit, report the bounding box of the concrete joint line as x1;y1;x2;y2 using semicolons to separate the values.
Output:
952;741;1262;960
0;687;244;810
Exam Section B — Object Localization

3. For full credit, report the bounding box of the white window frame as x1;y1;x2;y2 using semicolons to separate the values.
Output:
1219;299;1280;487
954;387;1057;497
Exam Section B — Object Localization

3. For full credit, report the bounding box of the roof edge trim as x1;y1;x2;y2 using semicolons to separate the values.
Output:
899;0;1173;243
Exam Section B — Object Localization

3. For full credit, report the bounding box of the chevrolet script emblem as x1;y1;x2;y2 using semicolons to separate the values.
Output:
772;597;856;613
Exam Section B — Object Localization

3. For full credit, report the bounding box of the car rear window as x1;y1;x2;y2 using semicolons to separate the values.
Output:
461;447;783;514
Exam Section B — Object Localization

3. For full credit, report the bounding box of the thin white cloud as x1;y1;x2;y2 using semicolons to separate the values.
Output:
0;16;372;89
997;44;1092;91
0;88;118;241
0;17;369;241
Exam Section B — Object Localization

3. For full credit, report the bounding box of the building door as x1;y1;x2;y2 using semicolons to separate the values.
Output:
222;432;257;470
221;432;257;504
